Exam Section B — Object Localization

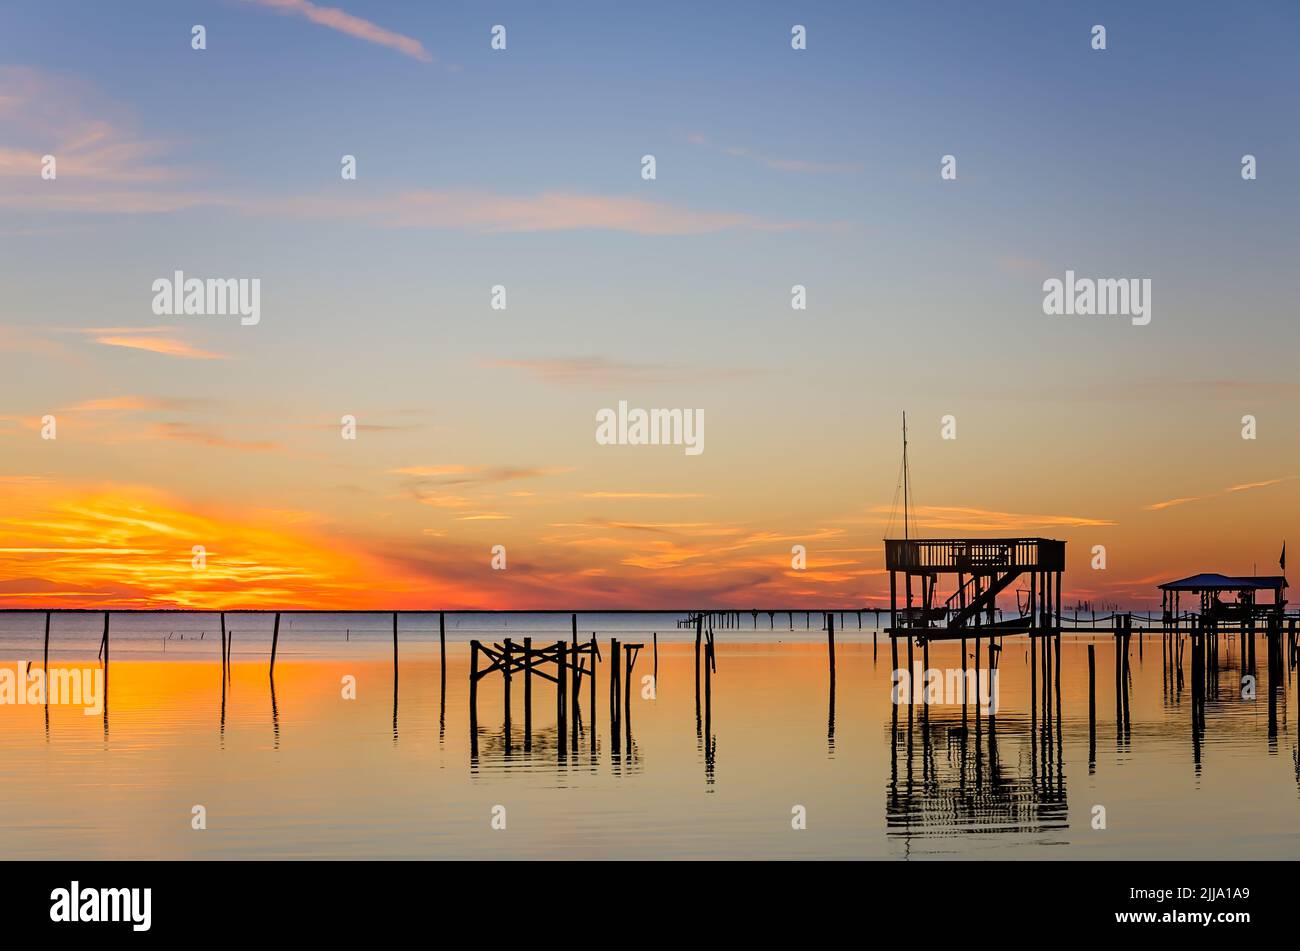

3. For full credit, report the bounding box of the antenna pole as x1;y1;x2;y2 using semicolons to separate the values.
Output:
902;411;910;541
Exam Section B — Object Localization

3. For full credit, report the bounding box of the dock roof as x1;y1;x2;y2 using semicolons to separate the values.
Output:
1158;572;1287;592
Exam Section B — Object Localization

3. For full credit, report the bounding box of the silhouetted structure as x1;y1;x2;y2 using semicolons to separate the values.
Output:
1159;572;1287;622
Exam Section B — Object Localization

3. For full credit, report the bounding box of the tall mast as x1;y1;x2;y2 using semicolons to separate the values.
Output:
902;411;910;541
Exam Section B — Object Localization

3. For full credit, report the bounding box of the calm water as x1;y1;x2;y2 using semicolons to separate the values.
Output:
0;612;1297;859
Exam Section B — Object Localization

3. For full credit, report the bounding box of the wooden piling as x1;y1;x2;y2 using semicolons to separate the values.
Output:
556;641;567;755
469;640;479;756
624;647;633;748
439;611;446;677
694;617;702;719
469;640;479;712
609;638;620;752
1055;631;1062;729
907;635;915;703
921;636;929;706
703;639;713;755
269;611;281;678
827;612;836;689
961;635;968;717
503;638;513;749
704;636;712;721
1087;642;1096;761
43;610;50;676
1086;641;1095;720
1267;616;1279;737
100;612;109;688
590;633;598;752
1114;628;1122;735
523;636;533;749
1121;617;1132;735
570;624;581;751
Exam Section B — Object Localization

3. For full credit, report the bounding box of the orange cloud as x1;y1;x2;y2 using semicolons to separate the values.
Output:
1146;477;1293;511
0;483;466;609
0;483;889;608
150;423;280;453
581;492;708;500
91;333;227;360
63;395;209;413
869;504;1115;531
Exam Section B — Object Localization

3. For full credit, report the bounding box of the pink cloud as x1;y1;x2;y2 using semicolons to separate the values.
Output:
264;189;810;235
245;0;432;62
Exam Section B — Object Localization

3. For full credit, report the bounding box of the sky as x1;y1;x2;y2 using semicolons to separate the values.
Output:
1;0;1298;610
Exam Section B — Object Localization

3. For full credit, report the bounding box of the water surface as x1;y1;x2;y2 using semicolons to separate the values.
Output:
1;612;1296;859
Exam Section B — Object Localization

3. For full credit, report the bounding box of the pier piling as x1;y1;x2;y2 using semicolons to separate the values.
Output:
523;636;533;749
269;612;281;678
1087;642;1096;768
502;638;512;752
609;638;620;753
827;613;836;689
590;633;598;752
100;612;109;687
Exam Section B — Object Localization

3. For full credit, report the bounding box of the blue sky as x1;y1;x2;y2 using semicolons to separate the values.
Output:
2;1;1298;608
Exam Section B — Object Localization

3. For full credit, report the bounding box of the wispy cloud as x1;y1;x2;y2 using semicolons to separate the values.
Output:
151;422;279;452
394;465;572;487
483;355;764;386
687;133;860;174
868;504;1116;531
7;179;815;234
89;331;227;360
0;67;182;185
483;356;690;385
263;189;812;235
1226;478;1289;493
1146;477;1294;511
390;464;477;477
581;492;708;500
416;495;475;510
62;395;210;413
244;0;432;62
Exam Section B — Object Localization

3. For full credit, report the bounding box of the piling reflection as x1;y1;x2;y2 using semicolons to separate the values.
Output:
888;633;1067;839
269;674;280;750
887;710;1068;838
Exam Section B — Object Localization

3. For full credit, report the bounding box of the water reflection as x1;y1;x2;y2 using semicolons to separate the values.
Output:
887;633;1067;839
887;710;1069;839
4;611;1300;859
